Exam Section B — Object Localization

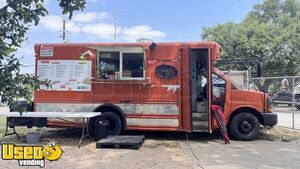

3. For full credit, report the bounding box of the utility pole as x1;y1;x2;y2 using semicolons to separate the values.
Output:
62;19;66;42
114;9;117;42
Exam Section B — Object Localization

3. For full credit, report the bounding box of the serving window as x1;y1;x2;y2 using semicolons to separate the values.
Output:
98;51;120;80
97;47;145;80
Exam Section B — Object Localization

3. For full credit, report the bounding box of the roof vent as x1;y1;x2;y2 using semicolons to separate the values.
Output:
136;38;153;43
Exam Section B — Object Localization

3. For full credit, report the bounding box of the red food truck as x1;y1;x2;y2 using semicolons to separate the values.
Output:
29;41;277;141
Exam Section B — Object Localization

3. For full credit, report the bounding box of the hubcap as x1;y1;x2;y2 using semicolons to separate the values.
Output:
239;121;252;133
99;118;115;134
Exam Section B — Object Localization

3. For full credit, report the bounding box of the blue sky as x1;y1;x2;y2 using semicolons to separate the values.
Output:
0;0;260;73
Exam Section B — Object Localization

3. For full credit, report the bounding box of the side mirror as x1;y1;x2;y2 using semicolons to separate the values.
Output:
257;62;262;77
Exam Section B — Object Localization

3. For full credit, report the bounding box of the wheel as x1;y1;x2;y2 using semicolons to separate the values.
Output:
93;112;122;141
296;105;300;110
230;112;260;141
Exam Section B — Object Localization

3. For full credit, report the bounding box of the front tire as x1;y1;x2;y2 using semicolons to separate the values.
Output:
93;112;122;141
230;112;260;141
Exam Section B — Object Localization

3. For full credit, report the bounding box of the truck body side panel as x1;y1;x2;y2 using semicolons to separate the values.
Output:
34;42;221;132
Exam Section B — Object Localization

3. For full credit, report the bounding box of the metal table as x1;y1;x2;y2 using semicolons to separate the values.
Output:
0;112;102;147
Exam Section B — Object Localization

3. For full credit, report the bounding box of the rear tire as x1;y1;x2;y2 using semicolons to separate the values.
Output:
230;112;260;141
93;111;122;141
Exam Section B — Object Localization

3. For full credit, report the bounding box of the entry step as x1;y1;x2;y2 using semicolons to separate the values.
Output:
96;135;145;150
192;113;208;121
192;121;208;131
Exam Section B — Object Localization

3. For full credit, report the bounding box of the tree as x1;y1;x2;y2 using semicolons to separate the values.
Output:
0;0;86;112
202;0;300;77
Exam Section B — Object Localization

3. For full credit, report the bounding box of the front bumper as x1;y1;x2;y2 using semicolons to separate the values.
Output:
262;113;278;127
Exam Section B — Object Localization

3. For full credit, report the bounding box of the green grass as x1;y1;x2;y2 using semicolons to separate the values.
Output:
0;117;6;134
259;127;300;142
0;117;34;136
144;140;179;148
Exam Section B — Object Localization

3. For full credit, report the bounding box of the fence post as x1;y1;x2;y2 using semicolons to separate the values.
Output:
292;77;295;129
246;70;250;89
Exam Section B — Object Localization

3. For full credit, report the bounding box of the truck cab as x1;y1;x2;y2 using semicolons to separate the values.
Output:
210;68;277;140
189;46;277;140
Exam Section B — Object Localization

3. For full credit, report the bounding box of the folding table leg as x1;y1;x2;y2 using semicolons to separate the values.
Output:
79;118;85;148
86;118;92;141
0;118;9;143
78;118;93;148
13;127;20;141
0;117;20;143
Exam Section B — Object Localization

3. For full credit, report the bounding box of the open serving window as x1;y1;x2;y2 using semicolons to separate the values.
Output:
95;46;145;80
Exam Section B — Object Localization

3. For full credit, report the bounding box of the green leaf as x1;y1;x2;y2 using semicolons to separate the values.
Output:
0;0;86;111
202;0;300;77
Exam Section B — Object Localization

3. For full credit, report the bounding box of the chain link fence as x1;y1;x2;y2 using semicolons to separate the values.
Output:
250;76;300;129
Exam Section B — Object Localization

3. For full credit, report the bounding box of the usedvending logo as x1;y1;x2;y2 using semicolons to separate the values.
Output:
1;140;62;168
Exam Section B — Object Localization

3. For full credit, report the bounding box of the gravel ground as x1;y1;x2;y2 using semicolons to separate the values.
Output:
1;106;300;169
0;142;190;169
0;115;191;169
0;107;191;169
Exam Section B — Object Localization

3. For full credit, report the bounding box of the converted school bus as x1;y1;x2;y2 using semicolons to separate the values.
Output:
33;42;277;140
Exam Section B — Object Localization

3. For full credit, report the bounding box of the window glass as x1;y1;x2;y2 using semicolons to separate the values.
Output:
122;53;144;78
212;74;226;110
99;52;120;80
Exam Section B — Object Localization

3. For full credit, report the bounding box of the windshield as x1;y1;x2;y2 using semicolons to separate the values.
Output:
213;72;241;89
229;78;242;89
212;73;226;110
224;72;245;89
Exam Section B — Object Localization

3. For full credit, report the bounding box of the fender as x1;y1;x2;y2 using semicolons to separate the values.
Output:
93;103;127;129
229;105;263;125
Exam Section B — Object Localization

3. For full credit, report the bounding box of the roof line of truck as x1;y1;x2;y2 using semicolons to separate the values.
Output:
34;41;220;48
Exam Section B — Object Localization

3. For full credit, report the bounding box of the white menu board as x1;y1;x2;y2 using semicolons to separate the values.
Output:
37;60;92;91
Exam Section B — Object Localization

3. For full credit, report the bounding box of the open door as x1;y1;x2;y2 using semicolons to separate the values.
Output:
190;48;210;132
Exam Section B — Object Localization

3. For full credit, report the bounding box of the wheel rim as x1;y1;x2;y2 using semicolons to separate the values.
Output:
99;118;116;134
238;120;252;134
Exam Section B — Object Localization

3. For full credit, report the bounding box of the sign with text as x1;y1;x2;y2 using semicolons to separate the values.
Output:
37;60;92;91
40;47;53;57
1;141;63;168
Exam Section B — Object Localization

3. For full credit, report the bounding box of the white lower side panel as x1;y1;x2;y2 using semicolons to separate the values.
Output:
127;118;179;127
36;103;179;128
36;103;178;115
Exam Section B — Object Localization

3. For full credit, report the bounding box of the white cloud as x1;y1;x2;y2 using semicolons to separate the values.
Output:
72;12;108;23
38;12;165;42
65;21;81;33
0;0;6;8
121;25;166;42
17;47;35;57
39;12;109;34
40;15;62;32
83;23;120;39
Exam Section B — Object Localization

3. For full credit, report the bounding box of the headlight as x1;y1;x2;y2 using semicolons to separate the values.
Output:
267;98;273;113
